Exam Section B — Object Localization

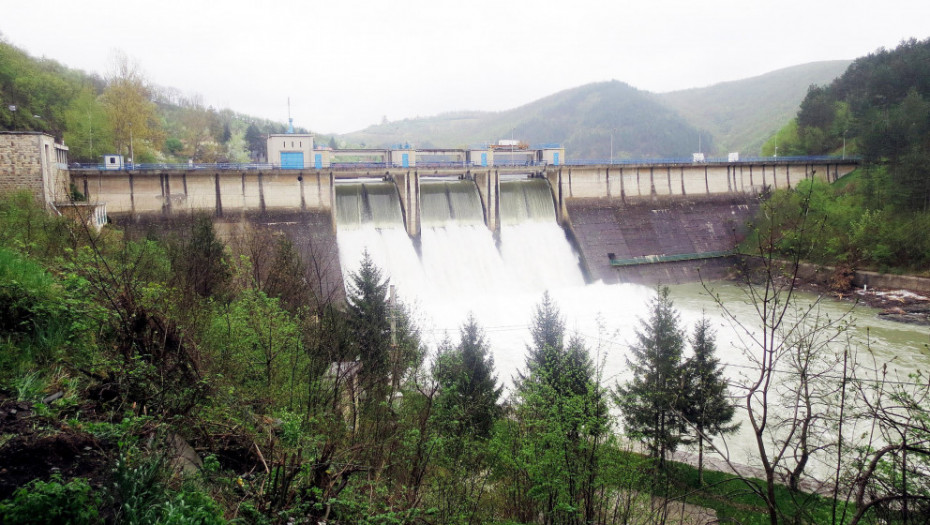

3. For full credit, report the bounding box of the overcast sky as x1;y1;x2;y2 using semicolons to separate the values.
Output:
3;0;928;134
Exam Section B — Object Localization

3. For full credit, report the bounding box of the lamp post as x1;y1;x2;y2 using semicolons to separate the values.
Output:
774;146;778;159
511;128;514;167
610;130;614;165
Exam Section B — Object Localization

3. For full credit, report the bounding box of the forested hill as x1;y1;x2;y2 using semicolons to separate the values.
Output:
0;39;298;163
753;38;930;274
342;63;850;158
769;38;930;211
657;60;851;156
344;81;709;159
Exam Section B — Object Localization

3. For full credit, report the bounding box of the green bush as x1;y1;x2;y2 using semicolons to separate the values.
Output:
0;475;100;524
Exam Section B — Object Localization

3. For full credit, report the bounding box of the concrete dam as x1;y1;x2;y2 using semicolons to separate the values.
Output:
74;158;858;293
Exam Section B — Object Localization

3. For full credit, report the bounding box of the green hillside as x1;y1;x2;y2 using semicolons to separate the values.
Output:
0;39;296;163
345;81;710;159
750;38;930;272
343;63;850;159
657;60;851;156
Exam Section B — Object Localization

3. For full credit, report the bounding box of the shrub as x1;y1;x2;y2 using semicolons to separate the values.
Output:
0;475;100;524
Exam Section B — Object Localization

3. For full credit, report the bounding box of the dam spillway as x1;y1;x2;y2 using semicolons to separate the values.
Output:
334;178;584;306
78;159;853;285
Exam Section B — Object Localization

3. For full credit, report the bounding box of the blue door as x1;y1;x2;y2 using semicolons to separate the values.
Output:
314;153;322;169
402;153;409;168
281;151;304;170
481;153;487;167
553;152;560;166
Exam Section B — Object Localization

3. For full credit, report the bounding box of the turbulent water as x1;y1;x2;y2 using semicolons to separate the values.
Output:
334;177;930;470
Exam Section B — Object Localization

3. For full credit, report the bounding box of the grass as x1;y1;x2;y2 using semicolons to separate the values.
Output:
650;460;851;525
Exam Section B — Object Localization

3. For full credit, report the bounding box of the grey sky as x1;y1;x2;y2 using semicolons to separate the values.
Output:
3;0;928;134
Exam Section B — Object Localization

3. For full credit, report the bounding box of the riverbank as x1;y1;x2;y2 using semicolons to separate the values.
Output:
790;261;930;325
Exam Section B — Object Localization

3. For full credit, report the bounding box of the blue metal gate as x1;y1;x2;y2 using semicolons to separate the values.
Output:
314;153;322;169
402;153;409;168
553;152;560;166
481;153;487;167
281;151;304;170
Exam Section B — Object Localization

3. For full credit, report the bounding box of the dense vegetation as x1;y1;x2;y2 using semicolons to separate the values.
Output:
756;38;930;273
0;38;323;163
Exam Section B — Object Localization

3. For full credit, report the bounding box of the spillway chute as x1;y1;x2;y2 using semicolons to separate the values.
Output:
334;182;404;229
499;179;557;225
419;180;485;227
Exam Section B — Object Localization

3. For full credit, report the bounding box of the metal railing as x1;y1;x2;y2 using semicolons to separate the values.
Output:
567;155;860;166
68;155;858;172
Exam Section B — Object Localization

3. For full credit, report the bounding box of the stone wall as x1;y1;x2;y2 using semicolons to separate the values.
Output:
0;132;69;206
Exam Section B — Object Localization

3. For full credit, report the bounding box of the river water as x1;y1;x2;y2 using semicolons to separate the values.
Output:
334;179;930;470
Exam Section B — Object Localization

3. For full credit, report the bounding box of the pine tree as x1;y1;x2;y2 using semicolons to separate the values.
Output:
682;315;737;484
525;291;565;377
433;314;502;439
345;251;391;398
509;293;608;523
615;285;687;467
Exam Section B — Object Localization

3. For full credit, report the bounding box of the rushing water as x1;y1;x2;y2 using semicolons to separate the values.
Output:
334;178;930;470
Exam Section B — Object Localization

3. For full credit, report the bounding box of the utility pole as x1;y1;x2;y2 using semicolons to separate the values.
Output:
128;122;134;170
843;129;847;160
389;285;397;348
88;111;93;161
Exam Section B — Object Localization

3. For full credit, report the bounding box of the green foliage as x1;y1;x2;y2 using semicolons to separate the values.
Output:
112;449;226;525
433;315;502;439
0;475;100;524
205;289;302;406
63;87;113;162
428;317;502;524
615;286;688;465
101;53;165;160
172;215;230;298
745;177;930;273
0;191;75;259
681;316;737;482
502;293;609;524
789;38;930;212
346;251;392;397
661;60;851;155
0;246;92;376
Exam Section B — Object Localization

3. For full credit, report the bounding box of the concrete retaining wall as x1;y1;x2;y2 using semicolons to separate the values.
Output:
114;209;345;303
792;260;930;295
565;195;758;284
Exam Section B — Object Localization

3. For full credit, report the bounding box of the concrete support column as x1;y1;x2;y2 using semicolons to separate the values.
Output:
214;172;223;216
258;172;266;213
401;170;420;237
474;170;500;232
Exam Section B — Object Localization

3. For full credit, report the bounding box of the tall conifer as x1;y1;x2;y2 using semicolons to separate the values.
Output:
616;285;687;467
683;315;737;484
